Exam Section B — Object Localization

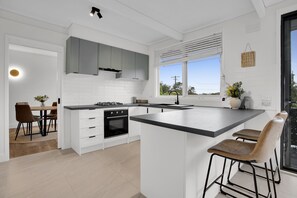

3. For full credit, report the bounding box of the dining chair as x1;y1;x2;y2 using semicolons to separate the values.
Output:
15;103;42;141
46;102;57;133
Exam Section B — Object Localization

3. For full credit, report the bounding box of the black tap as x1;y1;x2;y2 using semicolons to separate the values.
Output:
169;90;180;105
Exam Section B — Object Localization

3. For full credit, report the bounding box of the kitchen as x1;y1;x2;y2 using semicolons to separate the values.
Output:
1;0;297;197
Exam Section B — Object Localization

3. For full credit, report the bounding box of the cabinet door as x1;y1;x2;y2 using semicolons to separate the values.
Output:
98;44;111;69
111;47;122;71
121;50;136;79
135;53;149;80
66;37;79;74
79;39;98;75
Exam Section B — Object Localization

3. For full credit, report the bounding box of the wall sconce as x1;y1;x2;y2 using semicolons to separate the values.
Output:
9;66;23;80
10;69;19;77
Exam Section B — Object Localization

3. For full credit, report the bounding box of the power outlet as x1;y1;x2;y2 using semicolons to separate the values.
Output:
262;99;271;107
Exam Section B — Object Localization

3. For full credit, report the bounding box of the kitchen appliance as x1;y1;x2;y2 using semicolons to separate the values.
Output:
95;102;123;106
104;109;128;138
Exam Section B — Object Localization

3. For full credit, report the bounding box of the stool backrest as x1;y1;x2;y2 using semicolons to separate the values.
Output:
276;111;288;122
251;115;286;163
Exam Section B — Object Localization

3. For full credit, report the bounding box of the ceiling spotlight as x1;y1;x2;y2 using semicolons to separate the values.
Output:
97;11;103;19
90;7;102;19
90;10;95;17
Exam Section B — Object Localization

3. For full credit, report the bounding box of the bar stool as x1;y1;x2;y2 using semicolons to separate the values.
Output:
202;115;286;198
232;111;288;184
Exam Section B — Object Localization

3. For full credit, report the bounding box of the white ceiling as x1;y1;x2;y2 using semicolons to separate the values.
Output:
0;0;286;45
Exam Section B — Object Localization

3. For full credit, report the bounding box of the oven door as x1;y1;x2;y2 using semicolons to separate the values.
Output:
104;115;128;138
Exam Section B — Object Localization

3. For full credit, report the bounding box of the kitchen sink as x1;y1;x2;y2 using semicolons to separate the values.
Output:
155;103;173;106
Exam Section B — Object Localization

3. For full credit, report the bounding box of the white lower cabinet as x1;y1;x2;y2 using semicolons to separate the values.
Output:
129;107;148;141
70;106;181;155
71;109;104;155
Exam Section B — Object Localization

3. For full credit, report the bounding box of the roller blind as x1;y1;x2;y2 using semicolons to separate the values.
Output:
158;33;222;65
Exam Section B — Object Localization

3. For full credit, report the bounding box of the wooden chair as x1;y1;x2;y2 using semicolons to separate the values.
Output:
203;114;286;198
46;102;57;133
15;103;42;141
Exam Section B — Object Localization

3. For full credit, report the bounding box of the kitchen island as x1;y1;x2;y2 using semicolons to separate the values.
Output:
130;107;264;198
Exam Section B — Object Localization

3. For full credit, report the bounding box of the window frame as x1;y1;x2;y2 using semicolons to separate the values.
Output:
157;54;222;98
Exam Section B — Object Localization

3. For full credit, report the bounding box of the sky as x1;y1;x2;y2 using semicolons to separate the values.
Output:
159;55;220;94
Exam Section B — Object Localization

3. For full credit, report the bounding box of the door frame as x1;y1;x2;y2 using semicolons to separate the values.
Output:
4;35;65;161
277;4;297;172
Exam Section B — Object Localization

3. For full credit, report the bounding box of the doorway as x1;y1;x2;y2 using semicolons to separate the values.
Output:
8;45;58;158
4;36;64;161
281;10;297;172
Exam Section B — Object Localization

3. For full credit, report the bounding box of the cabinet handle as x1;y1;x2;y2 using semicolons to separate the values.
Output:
89;126;96;129
89;135;96;138
89;117;96;120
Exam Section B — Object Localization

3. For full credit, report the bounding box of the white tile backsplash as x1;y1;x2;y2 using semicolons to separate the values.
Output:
63;71;146;106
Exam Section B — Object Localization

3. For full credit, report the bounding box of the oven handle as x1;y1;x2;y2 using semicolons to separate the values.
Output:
106;115;128;119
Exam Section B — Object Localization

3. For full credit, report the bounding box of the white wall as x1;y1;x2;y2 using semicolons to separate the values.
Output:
143;0;297;126
0;13;67;161
9;50;58;128
0;10;148;161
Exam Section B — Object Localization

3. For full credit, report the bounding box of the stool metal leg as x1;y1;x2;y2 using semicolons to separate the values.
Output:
274;149;281;184
270;158;277;198
219;158;227;193
264;162;272;197
227;160;235;184
249;162;259;198
203;154;215;198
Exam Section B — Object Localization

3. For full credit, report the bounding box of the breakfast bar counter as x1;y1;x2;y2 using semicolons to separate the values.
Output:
130;107;264;198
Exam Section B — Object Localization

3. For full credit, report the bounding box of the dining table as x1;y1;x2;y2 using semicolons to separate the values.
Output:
31;106;57;136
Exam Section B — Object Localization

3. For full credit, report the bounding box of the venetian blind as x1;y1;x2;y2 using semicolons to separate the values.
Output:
158;33;222;65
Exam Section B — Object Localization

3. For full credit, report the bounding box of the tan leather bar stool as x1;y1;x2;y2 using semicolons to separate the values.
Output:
232;111;288;184
202;115;286;198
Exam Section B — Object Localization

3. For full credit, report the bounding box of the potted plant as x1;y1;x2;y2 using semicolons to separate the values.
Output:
34;95;49;107
226;81;244;109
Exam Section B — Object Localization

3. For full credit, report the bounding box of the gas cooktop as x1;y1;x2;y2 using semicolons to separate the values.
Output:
95;102;124;106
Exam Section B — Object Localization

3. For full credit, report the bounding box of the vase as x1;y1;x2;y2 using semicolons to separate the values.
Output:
41;101;45;107
229;97;241;109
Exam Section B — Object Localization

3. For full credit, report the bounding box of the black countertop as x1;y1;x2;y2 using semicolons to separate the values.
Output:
64;104;193;110
130;107;265;137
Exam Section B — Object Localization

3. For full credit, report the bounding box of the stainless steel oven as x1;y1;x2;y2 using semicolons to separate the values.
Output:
104;109;128;138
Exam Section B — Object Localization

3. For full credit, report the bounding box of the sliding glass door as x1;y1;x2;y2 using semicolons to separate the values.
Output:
281;11;297;172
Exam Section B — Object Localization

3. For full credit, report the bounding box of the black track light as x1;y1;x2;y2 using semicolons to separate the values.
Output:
97;11;103;19
90;7;102;19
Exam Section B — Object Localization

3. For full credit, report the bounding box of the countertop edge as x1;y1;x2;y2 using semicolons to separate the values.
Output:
130;109;265;137
64;104;193;110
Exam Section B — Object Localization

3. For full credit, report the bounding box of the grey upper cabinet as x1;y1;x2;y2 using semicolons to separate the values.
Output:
111;47;122;70
66;37;98;75
79;39;98;75
135;53;149;80
66;36;148;79
66;37;79;74
121;50;136;79
98;44;111;69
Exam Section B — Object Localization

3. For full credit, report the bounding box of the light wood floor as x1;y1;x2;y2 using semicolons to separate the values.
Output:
9;126;57;158
0;141;142;198
1;140;297;198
